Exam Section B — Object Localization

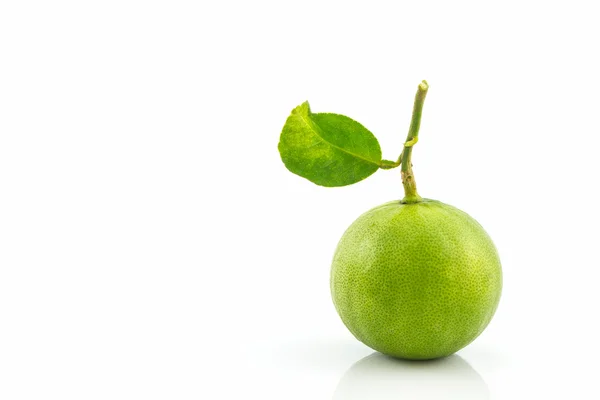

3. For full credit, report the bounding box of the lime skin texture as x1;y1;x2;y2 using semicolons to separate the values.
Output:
331;199;502;360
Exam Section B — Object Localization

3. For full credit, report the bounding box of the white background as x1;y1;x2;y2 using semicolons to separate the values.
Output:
1;1;599;399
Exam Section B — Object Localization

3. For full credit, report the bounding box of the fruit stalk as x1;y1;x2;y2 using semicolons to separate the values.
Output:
400;80;429;204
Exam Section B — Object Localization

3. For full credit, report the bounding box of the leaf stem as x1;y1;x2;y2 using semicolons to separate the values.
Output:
400;80;429;203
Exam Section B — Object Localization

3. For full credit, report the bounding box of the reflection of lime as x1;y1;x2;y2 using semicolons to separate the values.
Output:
333;352;490;400
331;199;502;360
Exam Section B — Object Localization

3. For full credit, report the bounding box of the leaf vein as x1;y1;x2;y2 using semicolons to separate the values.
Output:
298;113;380;167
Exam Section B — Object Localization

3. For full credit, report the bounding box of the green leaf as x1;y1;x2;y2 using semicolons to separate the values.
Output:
278;102;382;187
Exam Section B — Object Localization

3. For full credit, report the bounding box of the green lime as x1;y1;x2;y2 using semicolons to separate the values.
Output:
277;80;503;360
331;199;502;360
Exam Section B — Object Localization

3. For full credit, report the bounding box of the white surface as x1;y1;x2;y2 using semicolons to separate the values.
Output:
1;1;599;399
